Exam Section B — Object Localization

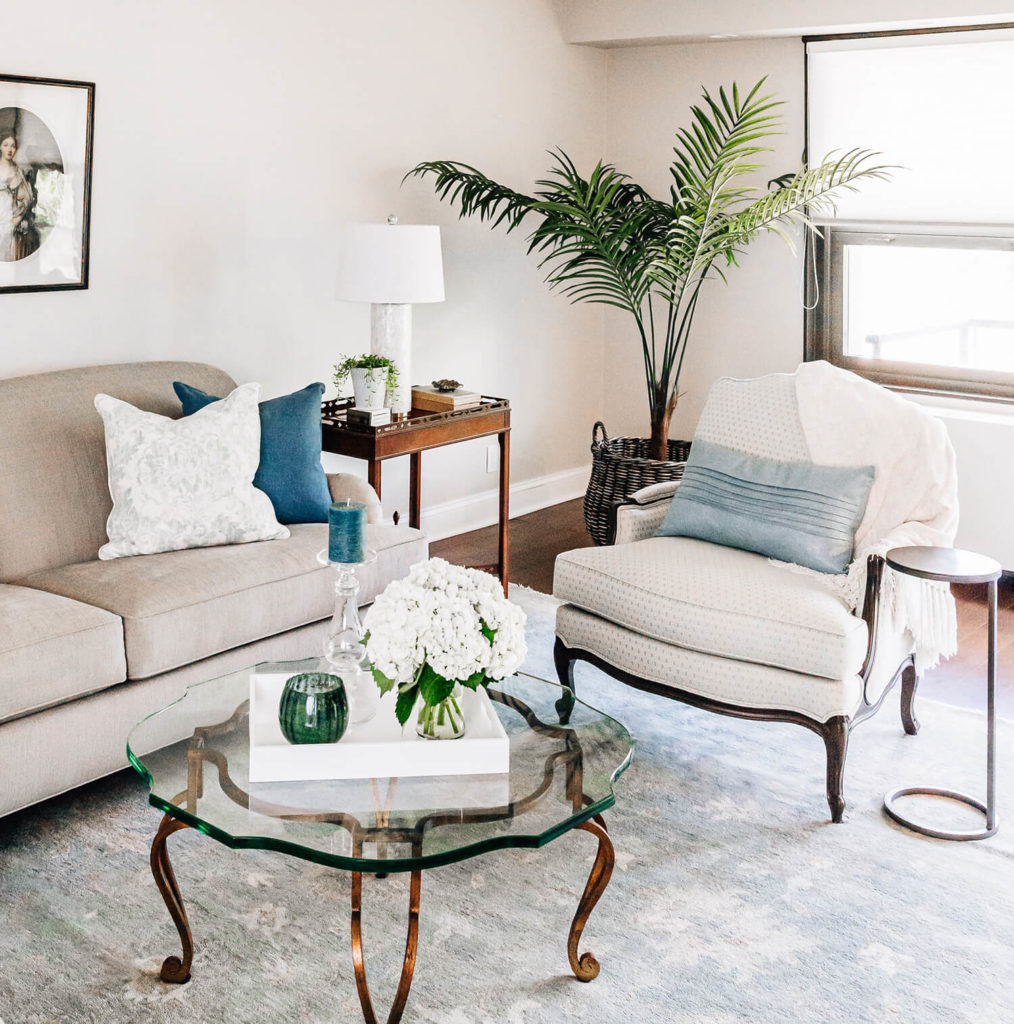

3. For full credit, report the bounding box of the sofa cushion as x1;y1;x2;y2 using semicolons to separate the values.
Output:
95;382;289;560
656;439;875;574
0;584;126;723
19;523;427;680
0;361;238;581
174;380;332;525
553;537;868;681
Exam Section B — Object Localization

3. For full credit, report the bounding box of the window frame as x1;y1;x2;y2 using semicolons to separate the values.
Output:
804;226;1014;402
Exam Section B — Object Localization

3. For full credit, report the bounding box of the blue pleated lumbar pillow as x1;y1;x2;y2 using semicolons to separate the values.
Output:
655;439;875;574
174;381;331;525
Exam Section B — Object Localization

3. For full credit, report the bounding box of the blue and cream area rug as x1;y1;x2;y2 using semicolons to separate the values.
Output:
2;587;1013;1023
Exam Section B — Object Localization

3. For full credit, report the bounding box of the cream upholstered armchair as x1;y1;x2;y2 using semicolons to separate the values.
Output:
553;366;958;822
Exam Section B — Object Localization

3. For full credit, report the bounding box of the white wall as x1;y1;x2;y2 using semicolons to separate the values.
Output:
555;0;1014;45
0;1;606;529
602;37;806;441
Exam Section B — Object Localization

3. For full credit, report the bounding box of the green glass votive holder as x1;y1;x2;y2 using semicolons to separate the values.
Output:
278;672;349;745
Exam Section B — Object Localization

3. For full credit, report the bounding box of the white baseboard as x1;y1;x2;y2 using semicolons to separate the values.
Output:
415;465;589;542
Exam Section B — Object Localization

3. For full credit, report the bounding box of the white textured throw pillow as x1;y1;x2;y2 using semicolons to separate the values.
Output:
94;381;289;560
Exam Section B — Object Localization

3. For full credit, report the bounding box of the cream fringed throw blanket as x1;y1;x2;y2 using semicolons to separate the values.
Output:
793;361;959;670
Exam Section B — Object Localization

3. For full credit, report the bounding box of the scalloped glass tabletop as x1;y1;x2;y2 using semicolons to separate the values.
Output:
127;659;633;874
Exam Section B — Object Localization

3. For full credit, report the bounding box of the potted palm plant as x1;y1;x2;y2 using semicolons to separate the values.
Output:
406;80;889;543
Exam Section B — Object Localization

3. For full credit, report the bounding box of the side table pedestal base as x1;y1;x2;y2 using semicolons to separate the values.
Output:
884;785;998;841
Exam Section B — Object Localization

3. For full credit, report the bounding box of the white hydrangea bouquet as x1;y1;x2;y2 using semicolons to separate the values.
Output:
364;558;527;738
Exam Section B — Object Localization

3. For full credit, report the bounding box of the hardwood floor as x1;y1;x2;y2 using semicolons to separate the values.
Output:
432;497;1013;717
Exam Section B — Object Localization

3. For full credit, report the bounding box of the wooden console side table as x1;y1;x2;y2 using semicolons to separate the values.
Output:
322;397;510;593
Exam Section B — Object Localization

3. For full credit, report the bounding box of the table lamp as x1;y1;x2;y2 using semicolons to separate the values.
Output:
335;215;445;415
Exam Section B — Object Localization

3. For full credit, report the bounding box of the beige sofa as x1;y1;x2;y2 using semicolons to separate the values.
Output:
0;361;428;817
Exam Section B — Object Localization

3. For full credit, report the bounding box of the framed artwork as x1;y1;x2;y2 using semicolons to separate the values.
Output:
0;74;94;294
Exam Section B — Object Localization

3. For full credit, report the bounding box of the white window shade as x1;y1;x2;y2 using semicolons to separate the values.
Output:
807;30;1014;226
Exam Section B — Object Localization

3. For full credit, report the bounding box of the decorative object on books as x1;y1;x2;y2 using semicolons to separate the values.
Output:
411;383;481;413
0;74;94;294
328;499;367;564
655;439;876;574
335;215;445;415
365;558;527;739
407;80;888;540
93;382;288;560
317;547;379;726
333;353;398;411
173;380;331;524
278;672;349;745
432;378;461;392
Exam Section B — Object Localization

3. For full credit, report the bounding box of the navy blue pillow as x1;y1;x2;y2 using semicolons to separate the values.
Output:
174;381;331;525
656;439;875;574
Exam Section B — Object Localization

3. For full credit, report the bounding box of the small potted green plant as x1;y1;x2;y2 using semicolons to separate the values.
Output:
333;354;398;410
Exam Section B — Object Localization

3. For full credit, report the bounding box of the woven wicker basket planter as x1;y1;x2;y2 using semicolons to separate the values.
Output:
583;422;691;545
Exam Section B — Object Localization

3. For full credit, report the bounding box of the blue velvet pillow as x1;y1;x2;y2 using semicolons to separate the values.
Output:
174;381;331;525
655;439;875;574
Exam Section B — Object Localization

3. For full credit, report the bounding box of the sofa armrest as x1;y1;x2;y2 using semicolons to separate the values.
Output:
326;472;383;525
608;480;680;545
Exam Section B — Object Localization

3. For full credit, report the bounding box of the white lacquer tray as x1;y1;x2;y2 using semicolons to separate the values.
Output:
248;669;510;785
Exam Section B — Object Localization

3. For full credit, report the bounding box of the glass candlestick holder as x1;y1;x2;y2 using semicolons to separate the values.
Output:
316;548;378;725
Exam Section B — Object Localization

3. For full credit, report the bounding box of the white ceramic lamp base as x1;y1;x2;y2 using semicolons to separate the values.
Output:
370;303;411;415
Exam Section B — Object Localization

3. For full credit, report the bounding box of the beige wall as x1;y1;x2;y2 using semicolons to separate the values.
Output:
0;1;606;527
602;37;806;441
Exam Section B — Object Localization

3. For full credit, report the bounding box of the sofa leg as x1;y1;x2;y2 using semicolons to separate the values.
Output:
822;716;850;823
554;637;577;724
900;659;920;736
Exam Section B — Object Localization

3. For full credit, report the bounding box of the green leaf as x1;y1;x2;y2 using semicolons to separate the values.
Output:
395;684;419;726
417;663;456;707
480;619;496;644
372;665;396;696
459;669;487;692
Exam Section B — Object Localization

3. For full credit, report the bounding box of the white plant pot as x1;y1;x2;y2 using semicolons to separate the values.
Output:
350;366;389;410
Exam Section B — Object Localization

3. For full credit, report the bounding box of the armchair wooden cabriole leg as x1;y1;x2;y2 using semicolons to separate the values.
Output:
821;717;851;824
900;658;920;736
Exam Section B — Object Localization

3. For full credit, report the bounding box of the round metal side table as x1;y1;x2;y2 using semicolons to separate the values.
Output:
883;546;1001;841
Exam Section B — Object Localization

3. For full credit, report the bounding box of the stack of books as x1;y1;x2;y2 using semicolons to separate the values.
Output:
411;385;482;413
347;407;391;427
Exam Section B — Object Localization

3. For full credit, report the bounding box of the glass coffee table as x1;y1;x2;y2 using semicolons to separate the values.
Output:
127;661;632;1024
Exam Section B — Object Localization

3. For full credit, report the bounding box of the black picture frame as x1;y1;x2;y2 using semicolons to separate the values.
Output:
0;73;95;294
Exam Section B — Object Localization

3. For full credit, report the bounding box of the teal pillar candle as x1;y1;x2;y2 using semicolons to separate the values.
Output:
328;500;367;563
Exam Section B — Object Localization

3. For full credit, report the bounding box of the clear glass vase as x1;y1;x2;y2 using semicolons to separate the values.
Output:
416;684;466;740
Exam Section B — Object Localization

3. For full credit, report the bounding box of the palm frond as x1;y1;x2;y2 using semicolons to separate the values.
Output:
403;161;536;233
727;149;893;247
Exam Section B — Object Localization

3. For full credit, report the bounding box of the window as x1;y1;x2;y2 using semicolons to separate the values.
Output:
810;229;1014;396
804;28;1014;399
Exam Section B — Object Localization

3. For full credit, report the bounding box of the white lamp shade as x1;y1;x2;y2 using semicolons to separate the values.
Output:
335;223;445;304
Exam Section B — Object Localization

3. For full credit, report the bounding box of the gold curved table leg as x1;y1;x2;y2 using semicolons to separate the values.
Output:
351;868;422;1024
568;814;614;982
150;814;194;983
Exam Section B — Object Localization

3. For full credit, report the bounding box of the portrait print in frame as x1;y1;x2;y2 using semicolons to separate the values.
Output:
0;74;94;293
